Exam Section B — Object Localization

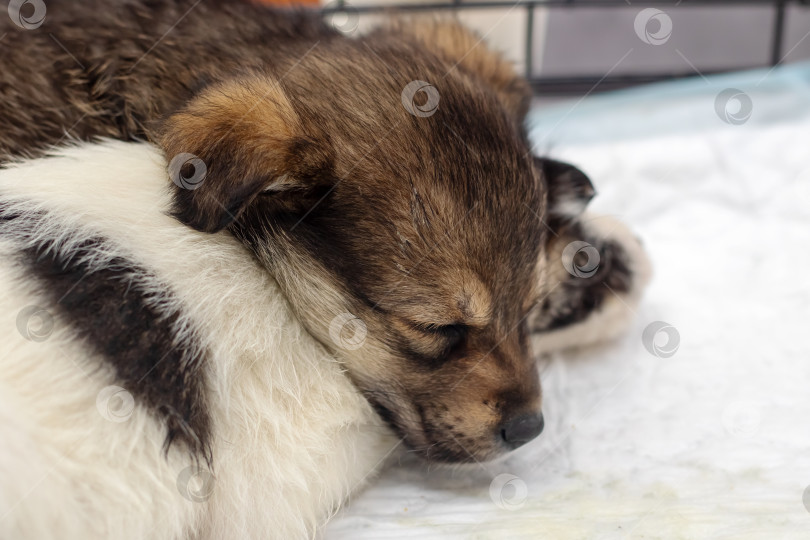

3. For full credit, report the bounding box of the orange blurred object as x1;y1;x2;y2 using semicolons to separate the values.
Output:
253;0;320;5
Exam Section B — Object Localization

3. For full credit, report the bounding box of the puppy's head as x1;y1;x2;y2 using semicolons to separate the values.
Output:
161;19;594;462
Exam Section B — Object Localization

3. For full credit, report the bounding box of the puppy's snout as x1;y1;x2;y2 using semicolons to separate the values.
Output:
499;412;544;450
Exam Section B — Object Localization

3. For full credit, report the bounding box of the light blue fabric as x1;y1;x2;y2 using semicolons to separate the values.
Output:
528;61;810;149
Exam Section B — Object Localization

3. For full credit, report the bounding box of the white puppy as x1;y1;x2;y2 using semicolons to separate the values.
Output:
0;140;397;540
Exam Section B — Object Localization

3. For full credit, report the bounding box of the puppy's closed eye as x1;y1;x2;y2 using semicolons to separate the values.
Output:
397;321;468;360
421;323;467;350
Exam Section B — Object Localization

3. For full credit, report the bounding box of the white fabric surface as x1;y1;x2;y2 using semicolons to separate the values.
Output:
324;66;810;539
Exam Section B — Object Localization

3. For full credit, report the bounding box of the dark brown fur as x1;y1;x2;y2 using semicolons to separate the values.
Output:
0;1;618;461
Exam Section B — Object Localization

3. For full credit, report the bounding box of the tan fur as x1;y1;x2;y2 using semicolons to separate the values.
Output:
160;76;335;232
383;17;532;121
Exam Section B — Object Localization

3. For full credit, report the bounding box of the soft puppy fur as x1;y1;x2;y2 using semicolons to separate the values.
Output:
1;0;586;460
0;1;652;537
0;141;648;540
0;140;397;539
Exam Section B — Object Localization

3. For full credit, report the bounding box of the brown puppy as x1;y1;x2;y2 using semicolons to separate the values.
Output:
0;1;645;462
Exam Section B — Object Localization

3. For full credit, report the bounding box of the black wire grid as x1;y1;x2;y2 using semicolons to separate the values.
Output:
323;0;810;95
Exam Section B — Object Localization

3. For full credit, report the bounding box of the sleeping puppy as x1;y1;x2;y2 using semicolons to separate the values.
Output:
0;142;648;540
0;2;650;537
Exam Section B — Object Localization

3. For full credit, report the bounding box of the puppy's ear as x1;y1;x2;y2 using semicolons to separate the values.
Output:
383;18;532;122
536;157;596;229
160;76;333;233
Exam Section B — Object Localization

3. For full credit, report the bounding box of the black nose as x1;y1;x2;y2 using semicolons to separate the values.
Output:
500;412;544;449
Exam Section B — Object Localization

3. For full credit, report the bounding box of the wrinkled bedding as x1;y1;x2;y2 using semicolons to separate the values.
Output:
324;63;810;539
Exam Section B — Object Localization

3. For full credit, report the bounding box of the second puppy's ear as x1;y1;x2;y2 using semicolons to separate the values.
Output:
161;76;334;233
536;157;596;229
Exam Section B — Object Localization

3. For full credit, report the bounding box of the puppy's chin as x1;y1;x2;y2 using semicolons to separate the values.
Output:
399;434;503;464
367;398;509;464
418;442;506;464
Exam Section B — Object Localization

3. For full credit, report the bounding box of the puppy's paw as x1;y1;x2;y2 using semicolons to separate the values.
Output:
530;212;652;352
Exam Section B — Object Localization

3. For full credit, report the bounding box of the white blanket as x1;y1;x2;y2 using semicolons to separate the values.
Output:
324;65;810;539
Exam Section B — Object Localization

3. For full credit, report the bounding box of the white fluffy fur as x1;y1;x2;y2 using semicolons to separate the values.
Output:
0;140;397;540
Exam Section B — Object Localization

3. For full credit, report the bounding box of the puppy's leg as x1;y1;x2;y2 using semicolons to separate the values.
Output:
530;212;651;352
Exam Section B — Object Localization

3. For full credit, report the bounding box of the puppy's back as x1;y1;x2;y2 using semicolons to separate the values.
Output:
0;0;334;160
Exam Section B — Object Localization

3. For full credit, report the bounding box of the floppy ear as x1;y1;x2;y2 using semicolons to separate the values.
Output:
382;18;532;122
160;75;334;233
535;157;596;230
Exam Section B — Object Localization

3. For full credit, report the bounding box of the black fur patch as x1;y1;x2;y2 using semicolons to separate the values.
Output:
544;238;634;331
1;207;211;463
